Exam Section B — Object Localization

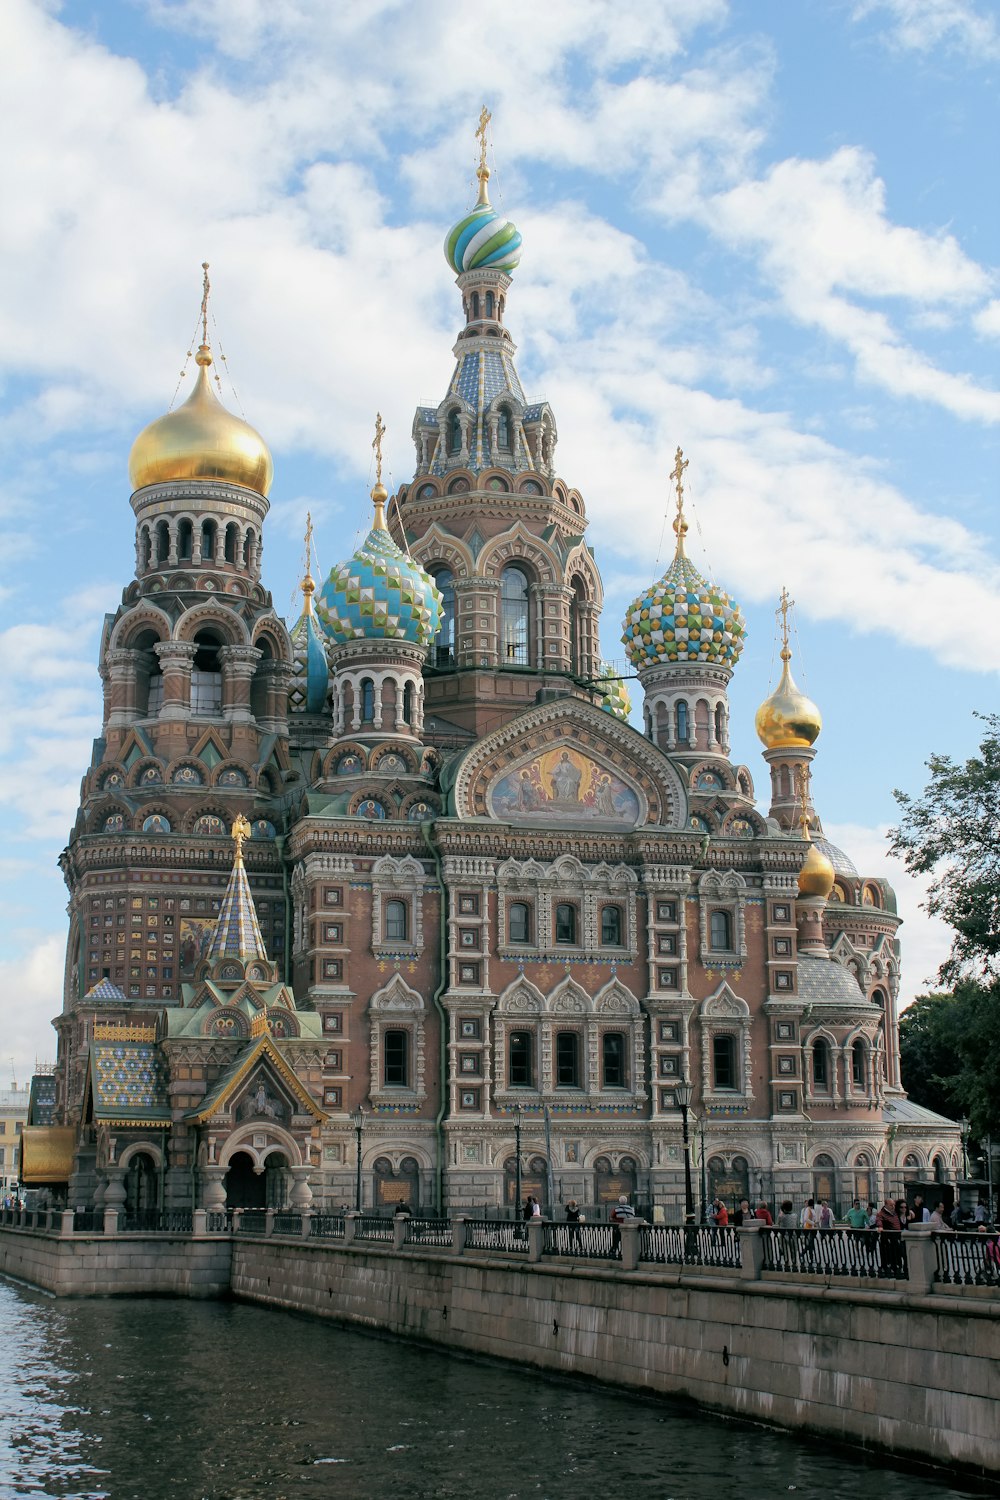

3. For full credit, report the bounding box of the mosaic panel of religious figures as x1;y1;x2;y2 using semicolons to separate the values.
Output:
489;747;641;828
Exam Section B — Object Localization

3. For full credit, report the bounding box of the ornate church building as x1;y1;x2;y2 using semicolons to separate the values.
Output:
34;130;958;1220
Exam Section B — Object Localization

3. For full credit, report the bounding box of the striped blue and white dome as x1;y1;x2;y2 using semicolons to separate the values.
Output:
445;202;522;276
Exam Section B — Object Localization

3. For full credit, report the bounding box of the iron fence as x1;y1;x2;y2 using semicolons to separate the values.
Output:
403;1217;453;1247
463;1218;530;1255
311;1214;346;1239
354;1215;395;1242
272;1213;303;1236
934;1231;1000;1287
761;1228;905;1280
234;1210;268;1235
543;1222;618;1259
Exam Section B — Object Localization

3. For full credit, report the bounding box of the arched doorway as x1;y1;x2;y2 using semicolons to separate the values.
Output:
708;1155;749;1211
853;1153;874;1206
374;1155;421;1211
124;1151;158;1227
812;1153;837;1212
225;1151;265;1209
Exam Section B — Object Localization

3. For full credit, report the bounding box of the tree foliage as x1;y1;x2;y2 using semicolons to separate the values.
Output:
899;983;1000;1141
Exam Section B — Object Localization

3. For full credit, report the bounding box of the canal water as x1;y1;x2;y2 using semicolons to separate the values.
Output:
0;1280;984;1500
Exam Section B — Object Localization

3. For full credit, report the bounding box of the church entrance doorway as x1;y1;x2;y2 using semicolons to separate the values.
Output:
504;1154;547;1211
124;1151;158;1228
708;1155;749;1212
224;1151;266;1209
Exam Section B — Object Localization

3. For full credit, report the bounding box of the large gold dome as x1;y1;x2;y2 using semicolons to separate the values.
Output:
129;344;273;497
755;656;822;749
798;840;835;900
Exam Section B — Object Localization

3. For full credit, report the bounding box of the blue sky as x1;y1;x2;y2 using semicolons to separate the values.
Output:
0;0;997;1082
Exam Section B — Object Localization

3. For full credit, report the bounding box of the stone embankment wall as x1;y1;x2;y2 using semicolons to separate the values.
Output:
0;1225;231;1299
230;1239;998;1477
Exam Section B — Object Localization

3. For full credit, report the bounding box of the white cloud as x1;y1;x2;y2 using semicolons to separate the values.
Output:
974;300;1000;338
853;0;1000;60
0;934;63;1084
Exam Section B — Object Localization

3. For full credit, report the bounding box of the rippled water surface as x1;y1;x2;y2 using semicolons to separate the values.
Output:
0;1280;985;1499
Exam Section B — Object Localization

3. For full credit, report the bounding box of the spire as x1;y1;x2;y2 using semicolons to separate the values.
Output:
301;511;316;615
670;446;689;559
475;105;492;207
755;589;822;751
371;411;388;529
206;815;269;963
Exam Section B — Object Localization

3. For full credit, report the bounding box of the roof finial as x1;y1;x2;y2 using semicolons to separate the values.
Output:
797;766;812;842
195;262;213;369
670;446;689;558
475;105;492;207
301;511;316;613
777;586;794;664
231;812;251;862
371;412;388;529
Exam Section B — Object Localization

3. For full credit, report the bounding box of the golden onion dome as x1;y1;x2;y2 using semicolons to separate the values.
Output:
129;344;273;497
755;653;822;750
798;840;835;900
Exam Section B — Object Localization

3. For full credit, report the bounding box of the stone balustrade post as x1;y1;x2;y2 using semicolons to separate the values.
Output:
392;1215;407;1251
103;1206;121;1235
620;1218;642;1271
903;1225;937;1294
453;1216;468;1255
192;1208;208;1236
264;1208;275;1237
527;1219;544;1263
300;1213;312;1240
59;1209;76;1238
344;1211;359;1246
738;1221;765;1280
231;1208;243;1235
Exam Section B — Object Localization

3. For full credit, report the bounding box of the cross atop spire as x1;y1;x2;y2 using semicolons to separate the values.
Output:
777;586;794;663
475;105;492;205
372;411;386;487
797;766;813;841
200;262;211;348
671;446;689;557
301;511;316;612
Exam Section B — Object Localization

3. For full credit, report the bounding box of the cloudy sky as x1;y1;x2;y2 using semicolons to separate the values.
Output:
0;0;996;1082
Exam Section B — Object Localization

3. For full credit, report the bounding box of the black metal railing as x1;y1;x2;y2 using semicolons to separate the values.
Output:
311;1214;346;1239
463;1218;530;1255
543;1222;619;1259
272;1213;302;1236
761;1228;906;1280
403;1217;453;1247
72;1209;104;1233
354;1215;395;1242
234;1210;268;1235
934;1232;1000;1286
122;1209;195;1233
205;1211;231;1233
637;1224;688;1265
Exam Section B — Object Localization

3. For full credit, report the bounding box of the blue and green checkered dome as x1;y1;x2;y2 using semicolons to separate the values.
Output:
445;199;522;276
622;551;746;671
289;587;330;714
316;505;443;649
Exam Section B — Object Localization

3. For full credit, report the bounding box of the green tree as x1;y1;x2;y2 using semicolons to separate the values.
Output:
898;991;962;1120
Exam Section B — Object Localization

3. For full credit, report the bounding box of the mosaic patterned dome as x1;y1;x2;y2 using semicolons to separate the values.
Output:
597;663;632;721
316;486;443;648
289;572;329;714
622;551;746;671
445;165;522;278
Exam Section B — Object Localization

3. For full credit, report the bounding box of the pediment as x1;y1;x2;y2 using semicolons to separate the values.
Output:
451;699;687;830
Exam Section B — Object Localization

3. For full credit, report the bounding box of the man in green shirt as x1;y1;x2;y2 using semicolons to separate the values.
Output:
845;1198;868;1229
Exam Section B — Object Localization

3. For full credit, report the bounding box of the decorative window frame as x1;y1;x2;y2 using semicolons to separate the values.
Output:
803;1027;841;1106
699;984;753;1105
697;870;747;966
496;854;638;959
368;973;426;1106
371;854;425;957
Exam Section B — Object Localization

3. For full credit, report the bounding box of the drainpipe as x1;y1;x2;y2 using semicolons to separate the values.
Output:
421;819;450;1217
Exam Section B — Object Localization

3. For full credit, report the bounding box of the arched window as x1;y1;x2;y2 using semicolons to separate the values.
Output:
509;1030;533;1087
812;1038;830;1088
432;568;455;667
485;290;495;318
360;678;375;723
243;529;255;568
402;682;413;725
501;566;530;665
177;519;193;561
871;988;886;1009
712;1035;736;1091
851;1039;866;1088
224;523;238;564
555;1032;580;1088
601;905;622;947
140;529;152;570
471;291;480;320
602;1032;626;1088
508;902;531;944
447;410;463;455
383;1029;409;1087
555;903;576;945
709;910;731;951
201;519;217;565
570;579;588;675
714;703;725;745
496;407;511;450
191;631;223;715
156;520;170;563
384;900;408;942
675;700;689;744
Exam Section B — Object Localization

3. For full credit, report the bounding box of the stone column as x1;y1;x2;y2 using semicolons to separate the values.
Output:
526;1219;544;1262
903;1224;937;1294
289;1165;314;1213
202;1166;227;1213
103;649;140;730
737;1220;765;1280
220;646;261;725
620;1218;642;1271
155;641;197;721
103;1168;126;1234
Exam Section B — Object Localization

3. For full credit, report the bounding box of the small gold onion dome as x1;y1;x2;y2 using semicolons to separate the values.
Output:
755;654;822;749
129;344;273;497
798;840;836;900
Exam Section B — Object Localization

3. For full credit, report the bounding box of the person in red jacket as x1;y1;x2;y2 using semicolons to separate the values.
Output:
712;1198;729;1226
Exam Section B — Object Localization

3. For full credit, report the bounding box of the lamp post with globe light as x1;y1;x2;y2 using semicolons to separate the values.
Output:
350;1106;366;1213
674;1077;695;1227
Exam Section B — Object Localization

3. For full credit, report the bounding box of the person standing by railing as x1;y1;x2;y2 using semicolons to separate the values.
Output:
845;1198;868;1230
876;1198;904;1277
776;1200;797;1229
754;1200;773;1225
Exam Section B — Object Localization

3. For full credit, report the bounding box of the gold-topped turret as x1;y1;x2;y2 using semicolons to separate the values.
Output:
128;264;273;498
755;589;822;749
796;768;835;899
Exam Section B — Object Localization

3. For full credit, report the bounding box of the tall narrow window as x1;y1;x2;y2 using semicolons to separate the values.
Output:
470;291;480;320
555;904;576;945
190;632;223;716
813;1038;830;1088
447;410;463;455
600;905;622;947
177;519;193;561
555;1032;580;1088
709;910;731;951
713;1034;736;1090
509;1031;533;1087
384;900;408;942
851;1039;866;1088
602;1032;626;1088
156;520;170;563
485;290;495;318
508;902;531;944
714;703;725;745
360;679;375;723
496;407;511;450
383;1029;409;1087
402;682;413;725
501;566;530;665
676;700;689;744
432;569;455;667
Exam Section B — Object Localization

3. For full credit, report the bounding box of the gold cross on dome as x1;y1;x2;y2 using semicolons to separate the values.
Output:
372;412;386;485
797;767;812;840
231;813;251;860
670;446;689;553
777;586;794;658
476;106;492;174
304;510;314;567
200;262;211;346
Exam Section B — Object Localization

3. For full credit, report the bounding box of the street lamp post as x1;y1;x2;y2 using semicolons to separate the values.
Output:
674;1078;695;1227
350;1106;366;1213
960;1116;969;1180
512;1102;523;1218
543;1104;556;1214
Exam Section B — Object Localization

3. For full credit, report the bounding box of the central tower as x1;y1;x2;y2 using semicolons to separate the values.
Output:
394;112;604;742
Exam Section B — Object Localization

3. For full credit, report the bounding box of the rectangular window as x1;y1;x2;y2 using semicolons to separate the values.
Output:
555;904;577;944
508;902;531;945
712;1034;737;1091
709;910;732;950
384;900;408;942
602;1032;626;1088
656;901;677;922
555;1032;580;1087
600;905;622;946
509;1031;533;1087
383;1029;409;1087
